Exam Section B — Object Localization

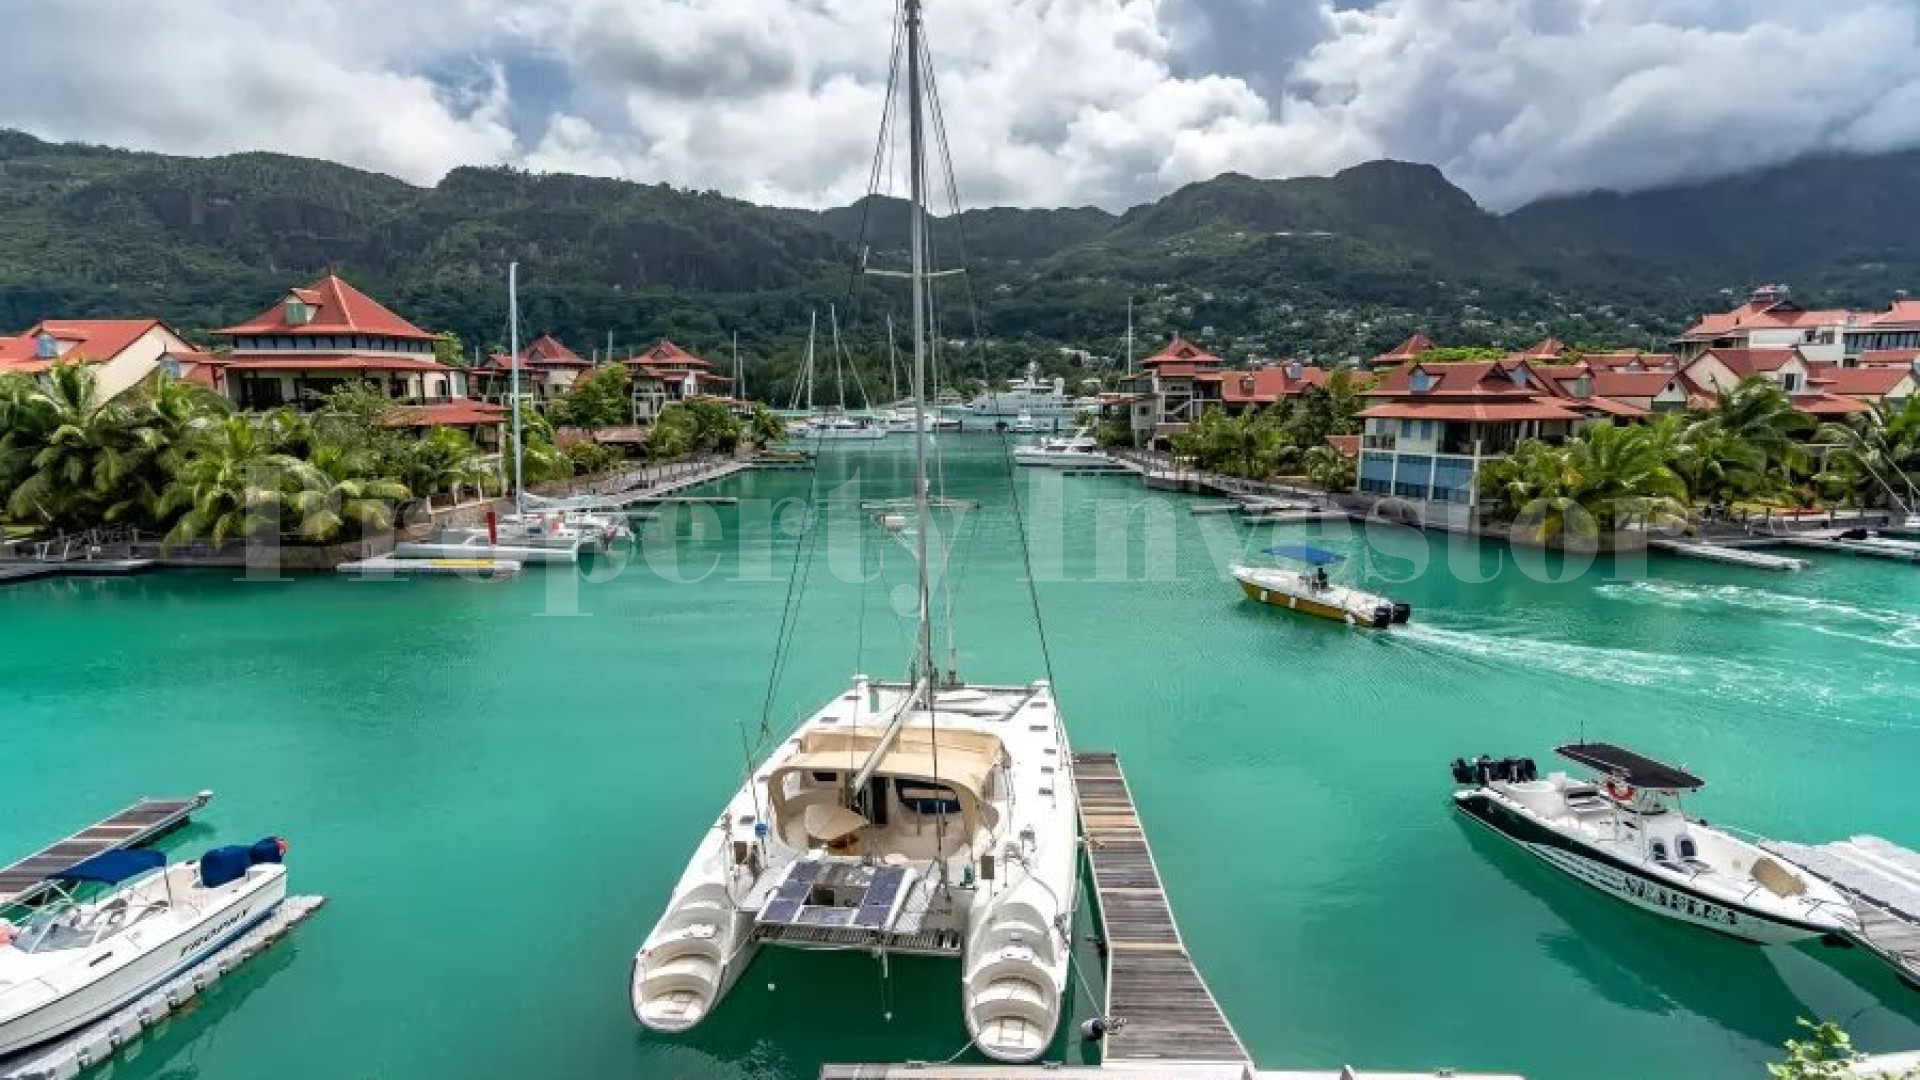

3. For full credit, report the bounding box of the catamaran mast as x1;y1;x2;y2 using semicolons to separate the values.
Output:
906;0;935;700
509;261;524;513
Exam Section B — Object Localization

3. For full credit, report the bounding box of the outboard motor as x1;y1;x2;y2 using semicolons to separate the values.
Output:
1370;605;1393;629
1450;758;1475;784
1391;602;1412;624
1473;755;1495;785
1516;758;1538;782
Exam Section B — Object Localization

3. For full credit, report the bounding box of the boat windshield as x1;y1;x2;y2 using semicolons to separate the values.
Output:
10;895;151;954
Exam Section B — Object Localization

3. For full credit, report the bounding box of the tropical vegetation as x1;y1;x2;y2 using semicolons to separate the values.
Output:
1166;370;1368;483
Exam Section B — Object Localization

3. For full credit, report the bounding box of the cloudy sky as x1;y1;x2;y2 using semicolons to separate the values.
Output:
5;0;1920;211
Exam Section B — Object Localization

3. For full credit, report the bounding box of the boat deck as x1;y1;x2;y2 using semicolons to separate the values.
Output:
1077;751;1250;1067
0;896;325;1080
0;793;211;908
1764;835;1920;989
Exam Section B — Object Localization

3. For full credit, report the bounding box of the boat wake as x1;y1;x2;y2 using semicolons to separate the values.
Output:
1393;620;1920;728
1594;580;1920;650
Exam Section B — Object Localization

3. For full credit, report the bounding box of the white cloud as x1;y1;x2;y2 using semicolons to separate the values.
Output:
3;0;1920;210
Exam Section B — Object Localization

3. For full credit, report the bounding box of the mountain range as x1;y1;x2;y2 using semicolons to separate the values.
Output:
4;127;1919;389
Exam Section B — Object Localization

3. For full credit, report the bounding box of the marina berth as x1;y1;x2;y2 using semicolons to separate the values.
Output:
1452;743;1855;944
1230;546;1410;629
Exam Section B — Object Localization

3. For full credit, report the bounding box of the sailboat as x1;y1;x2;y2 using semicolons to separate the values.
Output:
631;1;1079;1062
804;306;887;440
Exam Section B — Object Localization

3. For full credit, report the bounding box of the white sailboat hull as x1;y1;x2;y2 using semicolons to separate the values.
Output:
632;680;1078;1062
0;865;287;1057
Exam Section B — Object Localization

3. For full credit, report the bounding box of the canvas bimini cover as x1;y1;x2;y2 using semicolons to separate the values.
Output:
1265;545;1346;566
768;726;1005;839
54;849;165;884
1556;742;1704;790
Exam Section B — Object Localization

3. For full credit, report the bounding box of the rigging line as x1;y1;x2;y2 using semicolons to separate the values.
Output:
755;442;831;751
923;32;1058;688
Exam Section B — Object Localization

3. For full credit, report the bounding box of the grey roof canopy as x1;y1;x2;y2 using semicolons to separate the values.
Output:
1555;743;1705;790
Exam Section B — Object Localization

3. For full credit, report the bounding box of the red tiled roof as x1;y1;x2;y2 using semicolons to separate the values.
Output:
1325;434;1361;459
1220;364;1328;403
1811;366;1913;396
525;334;588;366
1367;360;1545;398
0;318;173;372
627;341;710;369
1576;396;1649;418
1858;349;1920;366
1694;348;1802;376
1139;335;1223;368
216;273;435;340
224;354;452;372
1536;367;1676;399
1864;300;1920;327
1359;400;1585;422
1791;393;1873;416
1581;351;1676;371
1512;338;1568;360
1680;298;1851;339
1373;334;1434;364
384;402;509;428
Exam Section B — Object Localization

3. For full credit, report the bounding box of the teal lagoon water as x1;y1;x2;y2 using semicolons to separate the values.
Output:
3;436;1919;1080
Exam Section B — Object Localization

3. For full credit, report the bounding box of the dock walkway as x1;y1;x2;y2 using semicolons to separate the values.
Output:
1;896;325;1080
0;793;211;908
1765;835;1920;990
1645;537;1808;571
1777;532;1920;565
1076;751;1250;1067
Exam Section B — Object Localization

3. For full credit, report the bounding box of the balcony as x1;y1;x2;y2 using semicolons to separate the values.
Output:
1362;434;1397;451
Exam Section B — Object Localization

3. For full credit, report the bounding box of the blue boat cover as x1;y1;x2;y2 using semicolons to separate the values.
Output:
55;849;165;884
199;845;253;888
1264;545;1346;566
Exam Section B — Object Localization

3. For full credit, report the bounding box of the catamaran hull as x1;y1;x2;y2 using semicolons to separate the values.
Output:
0;871;287;1057
1454;791;1835;945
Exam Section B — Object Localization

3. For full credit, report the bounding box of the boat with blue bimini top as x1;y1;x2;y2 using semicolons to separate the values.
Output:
0;838;289;1057
1230;546;1410;629
1452;743;1856;945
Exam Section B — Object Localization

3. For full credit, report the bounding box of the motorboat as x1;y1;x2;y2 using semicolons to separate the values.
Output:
1451;743;1855;944
633;3;1079;1061
808;414;888;440
1010;413;1038;434
631;680;1078;1061
1230;545;1409;628
1011;428;1115;468
0;841;289;1057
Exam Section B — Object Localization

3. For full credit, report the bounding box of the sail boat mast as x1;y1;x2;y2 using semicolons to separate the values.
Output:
906;0;935;700
509;262;524;513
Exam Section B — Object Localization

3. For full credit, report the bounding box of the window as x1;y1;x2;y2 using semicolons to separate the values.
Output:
33;332;57;359
285;300;312;326
162;358;182;379
1410;370;1433;393
1400;420;1414;438
1419;419;1433;440
1781;373;1802;392
1574;375;1592;397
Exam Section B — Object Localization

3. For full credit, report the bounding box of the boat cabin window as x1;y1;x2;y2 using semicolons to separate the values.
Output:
10;900;137;954
1649;840;1670;863
897;781;963;816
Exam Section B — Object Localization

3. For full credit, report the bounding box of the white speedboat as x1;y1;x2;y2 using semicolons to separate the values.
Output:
633;3;1079;1061
0;842;288;1057
1011;428;1114;468
1230;546;1409;629
1452;743;1855;944
399;512;589;563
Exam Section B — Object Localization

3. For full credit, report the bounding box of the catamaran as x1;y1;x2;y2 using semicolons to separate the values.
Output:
631;1;1079;1062
0;840;288;1056
1452;743;1855;944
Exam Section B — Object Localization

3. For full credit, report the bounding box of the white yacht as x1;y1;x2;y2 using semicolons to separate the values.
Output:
955;362;1077;420
0;842;289;1056
1453;743;1855;944
632;2;1080;1062
1011;428;1115;468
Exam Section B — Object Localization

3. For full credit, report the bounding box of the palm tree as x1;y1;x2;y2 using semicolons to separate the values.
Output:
286;442;411;541
1301;443;1355;492
1696;377;1811;486
104;373;231;526
3;363;137;529
160;415;308;547
1561;421;1687;532
745;403;788;447
395;427;493;498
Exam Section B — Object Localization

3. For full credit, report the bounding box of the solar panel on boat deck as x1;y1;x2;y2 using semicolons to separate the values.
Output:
853;867;907;929
758;861;824;925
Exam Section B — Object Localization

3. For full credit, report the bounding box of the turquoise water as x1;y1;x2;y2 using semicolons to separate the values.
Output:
3;436;1919;1080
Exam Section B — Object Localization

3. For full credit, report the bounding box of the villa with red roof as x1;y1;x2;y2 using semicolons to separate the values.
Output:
624;341;735;423
1671;285;1920;366
1368;334;1434;371
1115;335;1228;444
216;272;504;446
0;319;223;399
475;334;592;407
1354;358;1655;526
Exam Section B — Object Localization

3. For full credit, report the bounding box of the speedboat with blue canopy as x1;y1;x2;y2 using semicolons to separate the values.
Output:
1229;546;1410;629
0;837;288;1057
1450;744;1854;944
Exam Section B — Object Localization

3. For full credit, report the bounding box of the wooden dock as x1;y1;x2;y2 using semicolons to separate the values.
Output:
0;793;212;908
1077;751;1250;1067
1;896;325;1080
1778;533;1920;564
1764;835;1920;990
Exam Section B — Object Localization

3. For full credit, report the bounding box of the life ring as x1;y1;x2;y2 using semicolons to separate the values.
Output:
1605;779;1636;802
